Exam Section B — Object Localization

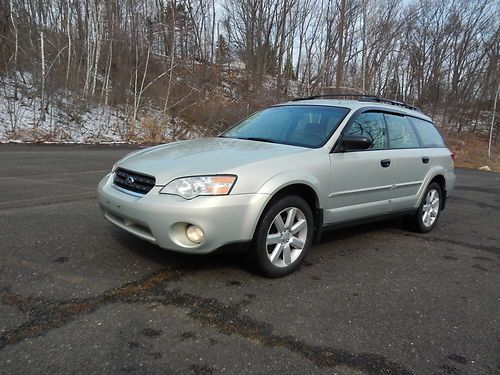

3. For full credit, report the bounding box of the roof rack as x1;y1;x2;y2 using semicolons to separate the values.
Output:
291;94;375;101
360;96;421;112
291;94;421;112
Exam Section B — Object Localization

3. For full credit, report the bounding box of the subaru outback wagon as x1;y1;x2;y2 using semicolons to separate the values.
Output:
98;95;455;277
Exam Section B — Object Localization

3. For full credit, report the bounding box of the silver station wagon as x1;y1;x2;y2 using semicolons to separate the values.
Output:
97;95;455;277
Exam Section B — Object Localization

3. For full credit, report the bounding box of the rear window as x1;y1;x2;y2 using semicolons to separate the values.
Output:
410;118;446;147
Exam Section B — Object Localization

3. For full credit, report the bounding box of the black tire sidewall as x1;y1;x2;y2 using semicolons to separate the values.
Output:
252;195;314;278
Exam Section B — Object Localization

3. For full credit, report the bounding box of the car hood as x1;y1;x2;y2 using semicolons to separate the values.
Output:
117;137;308;185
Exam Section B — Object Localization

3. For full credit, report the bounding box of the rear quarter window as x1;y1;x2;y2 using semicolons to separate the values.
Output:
410;117;446;147
385;114;420;149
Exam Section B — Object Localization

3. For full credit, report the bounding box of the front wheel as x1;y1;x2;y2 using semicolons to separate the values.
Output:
406;182;442;233
251;196;314;278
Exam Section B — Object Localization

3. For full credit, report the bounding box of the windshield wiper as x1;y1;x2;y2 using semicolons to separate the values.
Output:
235;137;277;144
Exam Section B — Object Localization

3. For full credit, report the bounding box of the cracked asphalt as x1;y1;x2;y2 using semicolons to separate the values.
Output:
0;144;499;375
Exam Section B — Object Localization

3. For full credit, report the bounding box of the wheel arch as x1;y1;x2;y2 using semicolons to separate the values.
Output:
253;181;323;242
429;174;447;210
266;183;320;213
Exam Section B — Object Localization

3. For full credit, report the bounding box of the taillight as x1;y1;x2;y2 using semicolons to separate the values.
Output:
450;152;456;161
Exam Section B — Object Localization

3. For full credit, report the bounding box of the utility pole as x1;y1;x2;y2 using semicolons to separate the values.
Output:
488;84;499;159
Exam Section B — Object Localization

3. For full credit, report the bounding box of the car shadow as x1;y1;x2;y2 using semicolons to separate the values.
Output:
109;227;255;275
318;217;404;244
109;217;406;276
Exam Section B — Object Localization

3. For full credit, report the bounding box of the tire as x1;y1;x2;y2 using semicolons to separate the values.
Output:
251;195;314;278
406;182;442;233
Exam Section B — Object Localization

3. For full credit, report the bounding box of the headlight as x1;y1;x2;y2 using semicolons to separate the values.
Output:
160;175;237;199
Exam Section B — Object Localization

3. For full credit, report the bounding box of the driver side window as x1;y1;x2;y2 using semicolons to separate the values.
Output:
345;112;387;150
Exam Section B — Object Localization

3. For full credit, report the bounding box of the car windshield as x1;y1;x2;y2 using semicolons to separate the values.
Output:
221;105;350;148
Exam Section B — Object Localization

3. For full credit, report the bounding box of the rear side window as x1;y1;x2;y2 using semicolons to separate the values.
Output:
385;114;420;149
344;112;387;150
410;118;445;147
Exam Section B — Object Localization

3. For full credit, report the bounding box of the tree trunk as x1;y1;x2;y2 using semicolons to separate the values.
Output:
336;0;345;90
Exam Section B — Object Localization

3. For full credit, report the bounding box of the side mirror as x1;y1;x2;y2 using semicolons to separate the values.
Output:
339;135;372;151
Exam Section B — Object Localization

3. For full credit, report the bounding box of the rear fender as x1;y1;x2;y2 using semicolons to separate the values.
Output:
416;166;448;208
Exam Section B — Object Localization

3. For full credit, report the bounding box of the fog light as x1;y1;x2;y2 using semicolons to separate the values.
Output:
186;225;204;244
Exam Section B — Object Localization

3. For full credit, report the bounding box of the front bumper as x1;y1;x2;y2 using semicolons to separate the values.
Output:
97;173;269;254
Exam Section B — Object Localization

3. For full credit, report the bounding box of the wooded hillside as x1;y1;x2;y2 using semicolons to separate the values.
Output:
0;0;498;152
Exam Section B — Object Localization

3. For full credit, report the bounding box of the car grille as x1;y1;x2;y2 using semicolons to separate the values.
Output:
113;168;156;195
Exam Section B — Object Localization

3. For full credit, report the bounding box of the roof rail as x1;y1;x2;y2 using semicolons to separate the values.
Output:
291;94;377;101
359;96;421;112
291;94;421;112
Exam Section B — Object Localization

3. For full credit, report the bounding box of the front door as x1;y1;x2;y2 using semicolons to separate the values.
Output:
325;111;394;224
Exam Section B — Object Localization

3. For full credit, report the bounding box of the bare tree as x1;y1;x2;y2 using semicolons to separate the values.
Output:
0;0;498;147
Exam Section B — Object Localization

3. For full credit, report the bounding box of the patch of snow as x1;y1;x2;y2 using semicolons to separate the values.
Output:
0;74;201;144
0;75;126;143
230;58;246;70
478;165;491;172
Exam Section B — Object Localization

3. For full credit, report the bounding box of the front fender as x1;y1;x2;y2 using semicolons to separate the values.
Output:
257;172;324;202
242;172;326;241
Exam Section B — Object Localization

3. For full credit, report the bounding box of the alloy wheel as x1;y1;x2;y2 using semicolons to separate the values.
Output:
422;189;440;227
266;207;308;268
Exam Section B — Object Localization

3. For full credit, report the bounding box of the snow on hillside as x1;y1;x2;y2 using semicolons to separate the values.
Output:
0;69;297;144
0;76;126;143
0;75;195;144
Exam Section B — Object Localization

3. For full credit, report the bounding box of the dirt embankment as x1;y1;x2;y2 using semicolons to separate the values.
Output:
445;132;500;173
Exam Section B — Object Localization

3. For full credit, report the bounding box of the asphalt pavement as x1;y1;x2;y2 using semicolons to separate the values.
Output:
0;144;499;375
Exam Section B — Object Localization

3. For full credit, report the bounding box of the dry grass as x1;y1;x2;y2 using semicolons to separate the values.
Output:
5;128;61;143
140;116;169;143
445;132;500;173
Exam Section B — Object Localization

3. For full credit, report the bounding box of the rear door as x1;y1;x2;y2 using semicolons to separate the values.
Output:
384;113;429;211
409;116;452;191
326;111;394;224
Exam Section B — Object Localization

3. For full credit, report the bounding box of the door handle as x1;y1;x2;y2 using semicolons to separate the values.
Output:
422;156;430;164
380;159;391;168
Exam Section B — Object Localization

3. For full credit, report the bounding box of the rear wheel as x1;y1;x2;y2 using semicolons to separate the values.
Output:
406;182;442;233
251;196;314;277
